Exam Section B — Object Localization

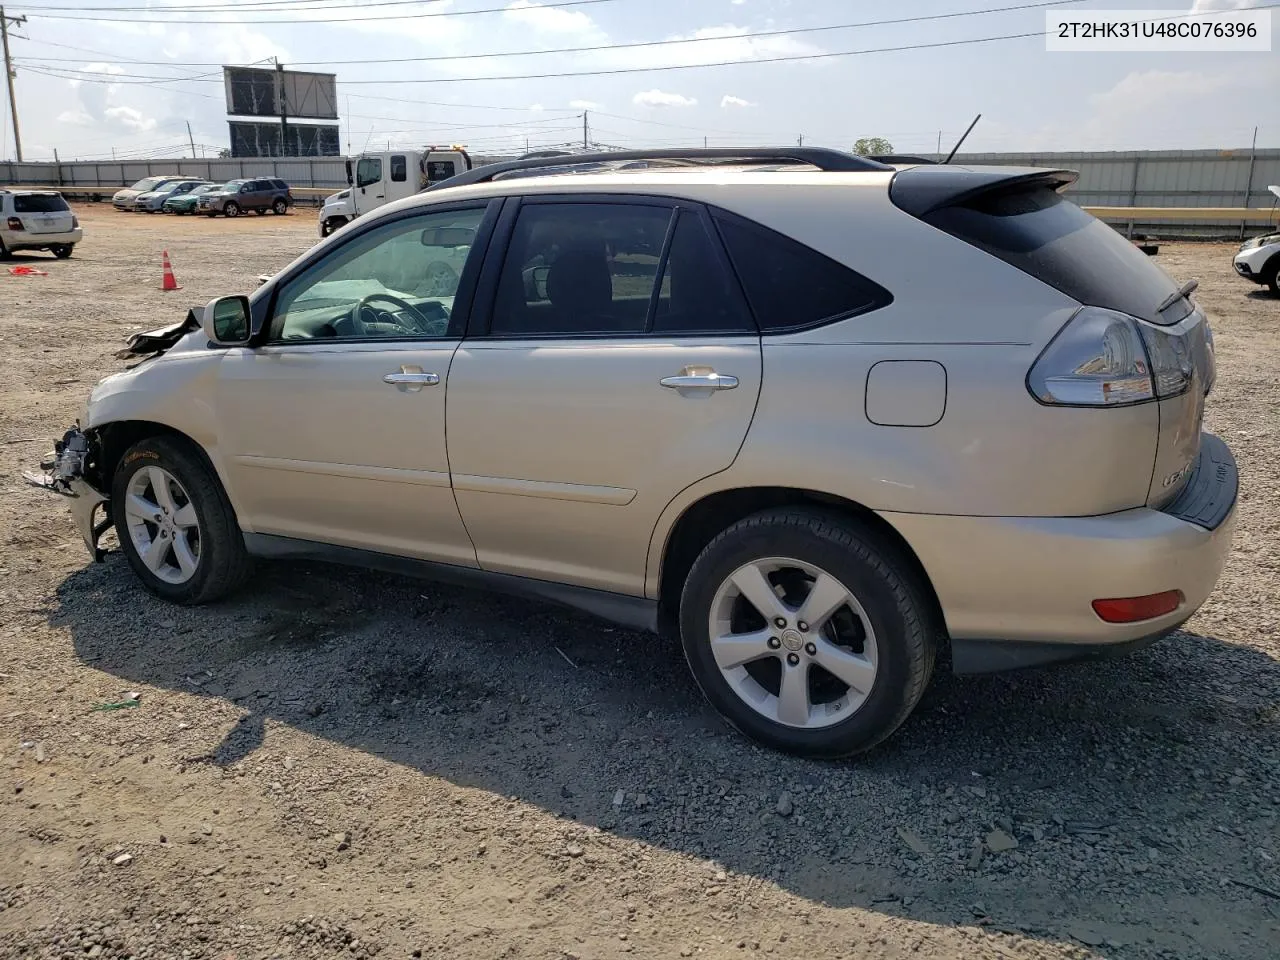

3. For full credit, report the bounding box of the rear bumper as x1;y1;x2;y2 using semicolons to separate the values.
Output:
882;431;1237;670
4;228;83;249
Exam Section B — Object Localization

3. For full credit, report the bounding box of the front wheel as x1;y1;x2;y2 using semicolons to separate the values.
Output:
51;244;74;259
224;202;241;218
111;436;251;605
272;199;288;215
679;509;938;759
1262;257;1280;297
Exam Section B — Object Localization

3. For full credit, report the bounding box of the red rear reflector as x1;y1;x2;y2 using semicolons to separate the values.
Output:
1091;590;1183;623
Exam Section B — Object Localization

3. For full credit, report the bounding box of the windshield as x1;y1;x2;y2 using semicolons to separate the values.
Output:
130;177;166;191
14;194;70;213
221;180;246;192
191;184;219;196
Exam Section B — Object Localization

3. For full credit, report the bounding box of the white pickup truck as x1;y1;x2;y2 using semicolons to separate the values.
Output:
318;147;473;238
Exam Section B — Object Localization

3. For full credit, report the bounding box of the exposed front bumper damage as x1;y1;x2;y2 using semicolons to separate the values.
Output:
22;425;112;562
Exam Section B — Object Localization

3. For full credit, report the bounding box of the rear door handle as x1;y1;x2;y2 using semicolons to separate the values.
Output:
383;366;440;392
660;372;739;391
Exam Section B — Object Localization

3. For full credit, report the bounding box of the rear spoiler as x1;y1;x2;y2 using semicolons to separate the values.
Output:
889;166;1079;218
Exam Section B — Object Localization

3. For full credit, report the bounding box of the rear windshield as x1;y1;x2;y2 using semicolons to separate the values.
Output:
14;194;70;213
923;187;1185;324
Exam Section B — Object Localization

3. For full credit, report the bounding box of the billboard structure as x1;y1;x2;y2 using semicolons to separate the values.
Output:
223;65;340;158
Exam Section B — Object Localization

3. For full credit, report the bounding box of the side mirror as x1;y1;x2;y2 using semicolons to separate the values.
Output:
202;295;251;346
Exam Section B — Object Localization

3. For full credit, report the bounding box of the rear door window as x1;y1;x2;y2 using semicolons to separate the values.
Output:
14;194;70;213
390;156;408;182
713;212;892;332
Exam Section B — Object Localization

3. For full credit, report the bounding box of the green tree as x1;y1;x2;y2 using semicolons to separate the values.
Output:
852;137;894;157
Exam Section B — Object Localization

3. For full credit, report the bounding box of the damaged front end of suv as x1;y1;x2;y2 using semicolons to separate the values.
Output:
22;308;205;561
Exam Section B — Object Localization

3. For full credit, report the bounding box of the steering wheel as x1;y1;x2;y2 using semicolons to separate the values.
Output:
353;292;429;335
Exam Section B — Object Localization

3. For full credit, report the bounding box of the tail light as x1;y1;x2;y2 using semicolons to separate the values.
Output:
1028;306;1195;407
7;217;22;231
72;216;80;228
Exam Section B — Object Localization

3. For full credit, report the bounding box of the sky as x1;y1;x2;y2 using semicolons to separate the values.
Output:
1;0;1276;162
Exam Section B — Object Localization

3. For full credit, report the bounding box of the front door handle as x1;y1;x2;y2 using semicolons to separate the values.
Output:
660;371;739;391
383;365;440;392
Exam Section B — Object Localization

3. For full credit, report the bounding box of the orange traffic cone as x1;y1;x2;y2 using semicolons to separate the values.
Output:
161;250;181;291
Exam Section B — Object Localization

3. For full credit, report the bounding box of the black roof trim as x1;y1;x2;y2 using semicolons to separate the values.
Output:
425;147;893;192
888;165;1079;218
868;154;939;165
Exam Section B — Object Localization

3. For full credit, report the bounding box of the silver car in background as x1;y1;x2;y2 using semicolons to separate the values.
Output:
132;179;211;213
32;148;1236;759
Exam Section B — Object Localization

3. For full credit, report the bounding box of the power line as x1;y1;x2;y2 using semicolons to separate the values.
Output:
6;0;619;24
8;28;1072;83
11;0;1093;67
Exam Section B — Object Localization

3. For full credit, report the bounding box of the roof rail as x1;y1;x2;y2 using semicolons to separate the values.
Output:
868;154;939;165
424;146;893;192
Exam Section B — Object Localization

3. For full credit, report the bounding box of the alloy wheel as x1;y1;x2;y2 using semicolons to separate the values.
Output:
708;557;879;729
123;465;201;585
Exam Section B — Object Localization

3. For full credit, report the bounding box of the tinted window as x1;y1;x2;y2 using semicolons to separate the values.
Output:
390;155;407;182
270;206;488;342
14;194;70;213
922;187;1184;324
272;179;289;190
490;203;672;337
651;210;754;335
714;213;892;332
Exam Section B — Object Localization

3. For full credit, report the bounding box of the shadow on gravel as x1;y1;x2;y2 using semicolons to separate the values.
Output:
50;554;1280;955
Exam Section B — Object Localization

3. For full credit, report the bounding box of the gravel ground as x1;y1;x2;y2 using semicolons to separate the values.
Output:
1;207;1279;960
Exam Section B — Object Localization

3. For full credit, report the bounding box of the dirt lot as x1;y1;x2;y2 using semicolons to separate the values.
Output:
1;204;1278;960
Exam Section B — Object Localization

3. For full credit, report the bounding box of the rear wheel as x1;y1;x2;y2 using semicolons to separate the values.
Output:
111;436;251;605
679;509;938;758
224;202;241;218
254;208;266;216
51;244;73;259
0;238;9;259
272;198;288;215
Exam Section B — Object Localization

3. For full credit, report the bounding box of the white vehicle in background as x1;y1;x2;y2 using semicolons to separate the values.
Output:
318;146;473;238
0;188;82;258
1233;185;1280;296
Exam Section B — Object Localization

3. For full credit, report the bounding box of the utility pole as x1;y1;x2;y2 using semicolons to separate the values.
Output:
1;6;25;162
274;58;289;157
937;130;942;158
582;111;588;150
797;134;803;147
186;120;196;159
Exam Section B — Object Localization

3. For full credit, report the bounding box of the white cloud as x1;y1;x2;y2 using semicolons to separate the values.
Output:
720;95;755;108
56;110;94;126
633;89;698;108
504;0;603;36
529;103;545;112
569;99;601;110
1189;0;1256;9
105;105;157;134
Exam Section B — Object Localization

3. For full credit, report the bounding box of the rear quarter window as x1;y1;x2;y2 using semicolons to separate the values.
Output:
712;211;892;332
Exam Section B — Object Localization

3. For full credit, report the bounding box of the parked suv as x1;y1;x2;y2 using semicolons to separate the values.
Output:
198;178;292;218
0;189;82;258
30;149;1236;758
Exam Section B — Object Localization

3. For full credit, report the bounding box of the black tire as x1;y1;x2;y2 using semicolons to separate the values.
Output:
272;198;288;215
224;202;241;218
111;436;251;605
206;211;218;218
1262;256;1280;297
51;244;73;259
254;208;266;216
0;238;9;259
679;508;938;759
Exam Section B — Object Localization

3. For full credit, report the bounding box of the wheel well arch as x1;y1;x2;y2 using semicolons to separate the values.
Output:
90;420;220;492
655;486;946;643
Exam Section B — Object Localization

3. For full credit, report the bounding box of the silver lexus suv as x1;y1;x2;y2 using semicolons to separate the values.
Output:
31;149;1236;759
